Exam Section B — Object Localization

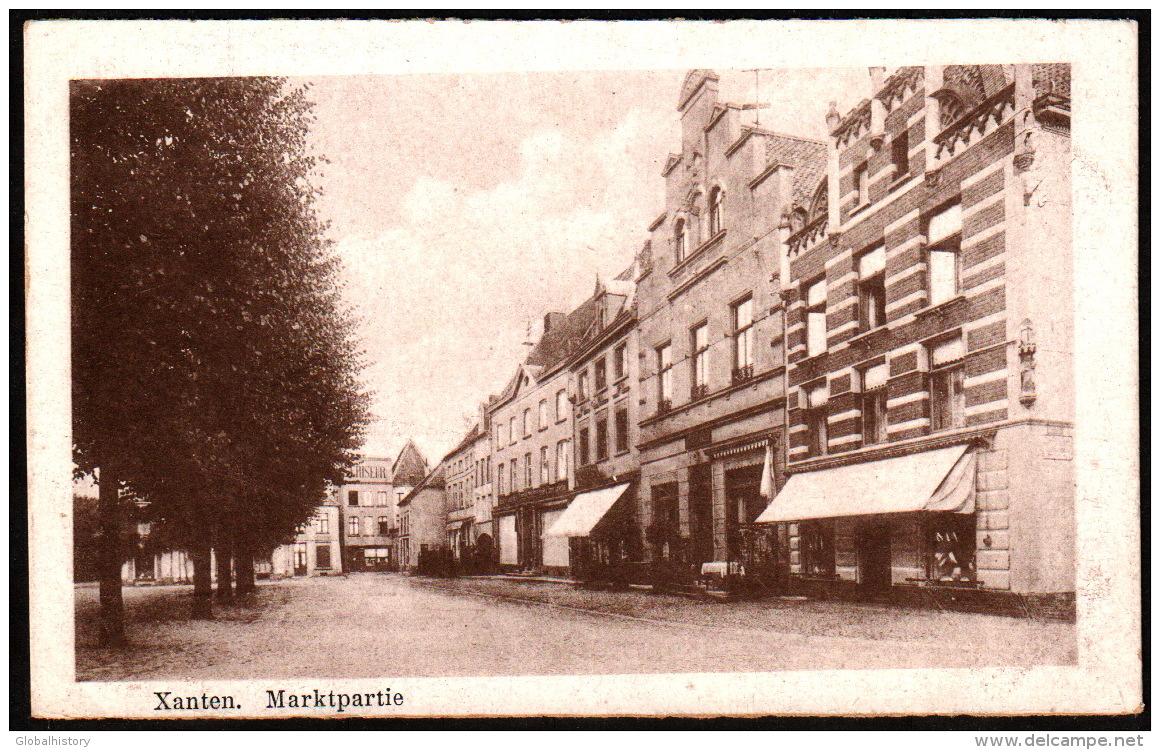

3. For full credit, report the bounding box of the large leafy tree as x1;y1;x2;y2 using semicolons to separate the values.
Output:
72;77;368;643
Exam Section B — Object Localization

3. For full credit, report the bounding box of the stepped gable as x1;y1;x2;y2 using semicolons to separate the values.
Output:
391;440;429;486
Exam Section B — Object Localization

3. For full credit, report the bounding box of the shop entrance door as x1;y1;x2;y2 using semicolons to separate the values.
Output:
859;522;892;594
687;464;714;567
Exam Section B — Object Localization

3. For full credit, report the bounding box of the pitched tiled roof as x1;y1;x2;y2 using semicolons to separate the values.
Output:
399;464;444;506
524;291;604;373
442;423;480;463
765;133;827;206
391;440;429;486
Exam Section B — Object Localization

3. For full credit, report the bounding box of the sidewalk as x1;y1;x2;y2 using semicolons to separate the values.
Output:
407;574;1076;655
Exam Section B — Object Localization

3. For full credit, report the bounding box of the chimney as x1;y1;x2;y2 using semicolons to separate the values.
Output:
543;312;565;333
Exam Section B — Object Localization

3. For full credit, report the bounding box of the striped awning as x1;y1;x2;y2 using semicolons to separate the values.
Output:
709;437;771;459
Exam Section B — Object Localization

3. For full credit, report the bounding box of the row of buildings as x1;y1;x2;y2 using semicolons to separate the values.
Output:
384;64;1075;615
117;65;1069;616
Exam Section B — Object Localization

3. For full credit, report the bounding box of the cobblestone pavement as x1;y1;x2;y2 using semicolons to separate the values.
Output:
76;573;1075;681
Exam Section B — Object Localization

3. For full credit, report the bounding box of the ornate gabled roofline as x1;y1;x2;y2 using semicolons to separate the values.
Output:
831;98;872;143
875;66;925;110
662;153;683;177
648;211;668;232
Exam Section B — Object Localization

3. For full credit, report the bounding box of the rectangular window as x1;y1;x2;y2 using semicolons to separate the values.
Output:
857;246;887;331
595;418;609;462
379;516;390;535
801;521;835;577
294;542;307;569
613;343;627;381
348;517;360;537
594;358;607;392
577;371;589;401
891;130;909;181
510;459;518;492
860;363;889;445
524;452;532;487
579;426;590;466
615;407;629;454
930;367;966;431
656;343;673;410
539;446;549;485
804;382;828;457
316;544;331;569
853;162;869;205
691;321;709;396
556;440;569;483
732;296;754;379
497;464;506;495
805;408;828;457
348;490;359;507
556;389;567;422
538;399;547;430
509;416;517;445
926;203;962;305
314;516;329;534
805;278;827;357
363;516;375;537
375;491;386;507
930;337;966;431
523;408;531;437
497;421;507;448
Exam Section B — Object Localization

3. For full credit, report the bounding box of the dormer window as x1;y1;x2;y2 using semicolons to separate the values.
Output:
708;186;724;236
674;218;686;263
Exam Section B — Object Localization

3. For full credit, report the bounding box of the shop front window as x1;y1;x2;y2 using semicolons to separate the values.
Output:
927;514;976;582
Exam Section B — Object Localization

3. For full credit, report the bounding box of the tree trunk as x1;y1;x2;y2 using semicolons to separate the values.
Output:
190;540;214;619
96;465;127;647
235;543;256;595
215;533;234;600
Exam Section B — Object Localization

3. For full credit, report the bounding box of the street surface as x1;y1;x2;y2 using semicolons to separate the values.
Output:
76;573;1075;681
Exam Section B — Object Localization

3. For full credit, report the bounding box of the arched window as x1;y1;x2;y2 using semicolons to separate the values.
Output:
808;182;828;224
938;92;968;129
674;218;686;262
708;186;724;236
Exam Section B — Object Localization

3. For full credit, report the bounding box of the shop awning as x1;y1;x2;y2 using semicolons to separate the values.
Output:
544;483;631;537
755;445;975;523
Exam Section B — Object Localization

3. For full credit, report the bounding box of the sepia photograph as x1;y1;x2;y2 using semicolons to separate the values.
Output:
23;19;1140;721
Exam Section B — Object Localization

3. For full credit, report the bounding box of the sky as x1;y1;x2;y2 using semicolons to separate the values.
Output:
298;68;871;465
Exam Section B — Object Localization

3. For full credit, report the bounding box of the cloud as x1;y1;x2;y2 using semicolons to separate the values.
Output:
335;110;671;461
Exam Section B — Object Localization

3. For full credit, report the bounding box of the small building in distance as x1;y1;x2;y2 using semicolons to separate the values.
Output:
335;455;397;572
270;499;343;577
397;464;447;572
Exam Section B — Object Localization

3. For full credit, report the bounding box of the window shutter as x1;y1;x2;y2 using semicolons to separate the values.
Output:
927;203;962;244
862;363;888;390
858;246;885;277
931;337;966;366
807;279;826;306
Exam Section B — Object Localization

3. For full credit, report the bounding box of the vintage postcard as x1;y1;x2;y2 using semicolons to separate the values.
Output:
23;19;1139;719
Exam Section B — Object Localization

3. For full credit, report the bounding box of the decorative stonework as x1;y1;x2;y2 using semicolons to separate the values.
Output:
1018;319;1037;407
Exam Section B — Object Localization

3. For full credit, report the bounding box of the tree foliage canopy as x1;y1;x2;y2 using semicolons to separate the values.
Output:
71;76;369;549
